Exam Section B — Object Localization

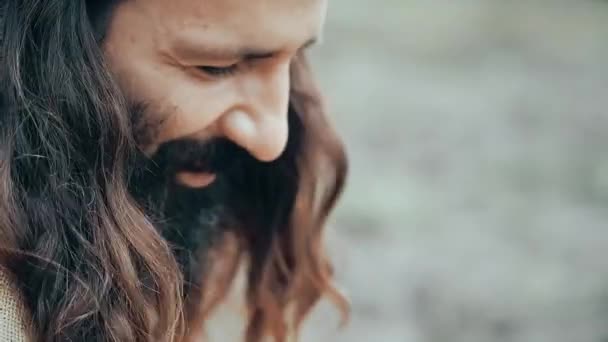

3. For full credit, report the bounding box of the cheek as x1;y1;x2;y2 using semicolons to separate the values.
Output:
158;76;238;142
121;63;241;146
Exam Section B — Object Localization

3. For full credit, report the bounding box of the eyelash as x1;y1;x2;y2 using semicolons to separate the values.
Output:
197;64;240;78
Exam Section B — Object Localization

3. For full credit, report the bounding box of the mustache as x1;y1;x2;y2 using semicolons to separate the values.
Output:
129;103;252;178
148;137;250;177
128;137;252;222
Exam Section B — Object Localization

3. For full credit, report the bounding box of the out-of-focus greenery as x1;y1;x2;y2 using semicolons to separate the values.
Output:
303;1;608;341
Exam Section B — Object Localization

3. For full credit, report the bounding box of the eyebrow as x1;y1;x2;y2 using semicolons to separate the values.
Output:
172;36;319;62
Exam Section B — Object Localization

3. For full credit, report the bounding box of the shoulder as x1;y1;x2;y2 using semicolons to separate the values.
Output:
0;267;30;342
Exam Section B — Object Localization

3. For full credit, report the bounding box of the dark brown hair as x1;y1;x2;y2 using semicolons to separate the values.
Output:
0;1;348;341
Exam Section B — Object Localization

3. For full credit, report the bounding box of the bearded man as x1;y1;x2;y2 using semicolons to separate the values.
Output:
0;0;347;341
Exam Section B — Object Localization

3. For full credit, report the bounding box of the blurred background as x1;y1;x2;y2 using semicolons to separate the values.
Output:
299;1;608;342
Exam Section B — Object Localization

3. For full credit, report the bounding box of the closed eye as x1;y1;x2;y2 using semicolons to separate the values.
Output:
197;64;239;78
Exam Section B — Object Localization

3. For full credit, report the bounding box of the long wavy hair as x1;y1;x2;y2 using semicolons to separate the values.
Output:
0;1;348;341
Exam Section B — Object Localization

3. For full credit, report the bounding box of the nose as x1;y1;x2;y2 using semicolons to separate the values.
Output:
219;65;291;162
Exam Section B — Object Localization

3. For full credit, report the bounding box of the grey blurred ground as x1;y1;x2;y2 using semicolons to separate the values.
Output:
300;1;608;342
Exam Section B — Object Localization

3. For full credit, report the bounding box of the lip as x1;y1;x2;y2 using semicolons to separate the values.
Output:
174;171;217;188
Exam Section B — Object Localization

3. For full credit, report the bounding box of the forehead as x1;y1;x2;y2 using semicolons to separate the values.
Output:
133;0;327;48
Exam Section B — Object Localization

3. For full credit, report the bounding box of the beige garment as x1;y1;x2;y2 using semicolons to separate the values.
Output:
0;268;29;342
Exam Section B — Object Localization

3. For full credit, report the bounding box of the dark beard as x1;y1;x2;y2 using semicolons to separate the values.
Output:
127;137;252;293
126;104;302;301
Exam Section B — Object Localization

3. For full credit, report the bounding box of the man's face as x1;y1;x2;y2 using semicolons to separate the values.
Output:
103;0;326;188
101;0;327;280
